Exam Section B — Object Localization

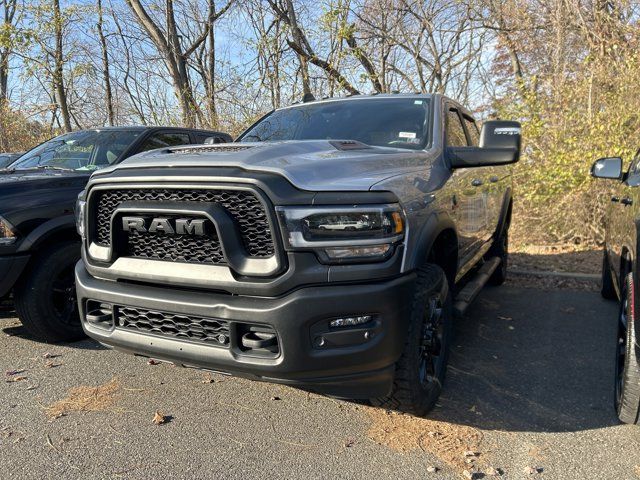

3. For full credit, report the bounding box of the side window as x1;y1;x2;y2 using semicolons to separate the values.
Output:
446;109;468;147
464;117;480;147
139;132;191;152
196;133;226;144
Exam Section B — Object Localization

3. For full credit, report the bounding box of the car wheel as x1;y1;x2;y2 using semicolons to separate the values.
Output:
601;249;617;300
615;272;640;424
371;264;452;416
488;228;508;286
14;242;84;343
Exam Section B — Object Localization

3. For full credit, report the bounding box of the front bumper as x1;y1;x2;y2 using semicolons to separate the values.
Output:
0;254;30;298
76;262;416;398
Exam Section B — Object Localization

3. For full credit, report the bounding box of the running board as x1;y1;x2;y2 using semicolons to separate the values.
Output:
453;256;501;317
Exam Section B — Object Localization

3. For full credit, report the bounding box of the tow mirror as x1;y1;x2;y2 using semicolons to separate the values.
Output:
448;120;522;168
591;157;623;180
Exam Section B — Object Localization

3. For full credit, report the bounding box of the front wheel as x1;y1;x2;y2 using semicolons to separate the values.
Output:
14;242;84;343
371;264;452;417
615;273;640;424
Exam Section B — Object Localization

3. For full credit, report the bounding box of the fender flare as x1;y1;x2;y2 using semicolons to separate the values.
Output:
405;211;458;272
16;214;78;253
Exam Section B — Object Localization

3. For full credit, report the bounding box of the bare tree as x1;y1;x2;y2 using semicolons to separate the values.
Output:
124;0;232;127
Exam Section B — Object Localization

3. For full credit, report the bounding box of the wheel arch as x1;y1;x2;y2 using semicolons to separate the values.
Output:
406;212;458;287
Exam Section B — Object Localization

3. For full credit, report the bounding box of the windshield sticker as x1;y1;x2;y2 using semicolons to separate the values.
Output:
399;132;417;139
414;100;423;105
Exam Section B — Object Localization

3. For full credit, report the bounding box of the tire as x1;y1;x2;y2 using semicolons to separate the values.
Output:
14;242;84;343
488;228;508;286
371;264;453;416
601;249;617;300
615;272;640;424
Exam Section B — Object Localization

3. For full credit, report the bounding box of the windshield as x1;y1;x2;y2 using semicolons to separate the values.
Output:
239;98;431;150
8;130;143;172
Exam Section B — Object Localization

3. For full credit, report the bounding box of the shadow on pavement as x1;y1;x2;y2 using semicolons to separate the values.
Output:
432;284;620;433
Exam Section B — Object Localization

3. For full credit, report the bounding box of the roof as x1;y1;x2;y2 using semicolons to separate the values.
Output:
278;92;437;110
70;126;228;135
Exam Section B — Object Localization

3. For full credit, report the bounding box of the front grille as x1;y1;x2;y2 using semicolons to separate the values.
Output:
116;306;230;347
126;229;226;264
93;188;275;262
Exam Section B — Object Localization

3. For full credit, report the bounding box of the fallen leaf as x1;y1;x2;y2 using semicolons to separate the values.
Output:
508;326;515;330
6;376;26;383
152;411;168;425
45;361;61;369
147;359;160;366
498;316;512;321
485;466;501;476
201;375;214;384
343;438;355;448
5;369;25;376
464;450;477;457
270;396;281;401
463;470;474;479
524;466;542;475
426;466;439;473
43;353;60;359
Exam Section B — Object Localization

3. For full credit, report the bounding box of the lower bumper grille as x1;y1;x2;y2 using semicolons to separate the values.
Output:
116;306;230;347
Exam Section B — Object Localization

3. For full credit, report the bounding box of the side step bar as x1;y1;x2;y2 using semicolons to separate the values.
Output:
453;256;501;317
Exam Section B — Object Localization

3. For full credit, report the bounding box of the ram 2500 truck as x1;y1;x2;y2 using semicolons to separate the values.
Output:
75;94;520;416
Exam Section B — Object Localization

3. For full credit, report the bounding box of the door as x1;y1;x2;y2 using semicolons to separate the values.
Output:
463;114;502;242
609;150;640;287
446;106;487;265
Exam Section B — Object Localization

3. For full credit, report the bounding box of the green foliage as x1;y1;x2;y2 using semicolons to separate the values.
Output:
501;51;640;246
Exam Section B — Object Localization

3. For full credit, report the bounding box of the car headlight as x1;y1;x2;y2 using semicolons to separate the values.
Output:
75;191;86;239
0;215;17;245
276;204;405;263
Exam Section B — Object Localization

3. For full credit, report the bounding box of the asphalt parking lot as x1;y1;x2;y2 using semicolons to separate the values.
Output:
1;283;639;479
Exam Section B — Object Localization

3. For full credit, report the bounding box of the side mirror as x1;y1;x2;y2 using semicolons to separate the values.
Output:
591;157;623;180
448;120;522;168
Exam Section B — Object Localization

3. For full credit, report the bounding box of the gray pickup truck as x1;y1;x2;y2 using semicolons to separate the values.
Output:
75;94;520;416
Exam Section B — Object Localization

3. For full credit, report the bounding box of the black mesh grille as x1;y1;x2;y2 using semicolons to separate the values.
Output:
126;229;226;265
116;306;230;346
93;188;274;261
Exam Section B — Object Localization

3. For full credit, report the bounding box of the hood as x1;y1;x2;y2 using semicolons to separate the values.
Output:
95;140;437;191
0;169;88;192
0;169;89;218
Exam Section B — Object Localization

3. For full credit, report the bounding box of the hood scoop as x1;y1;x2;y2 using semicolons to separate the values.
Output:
166;144;257;155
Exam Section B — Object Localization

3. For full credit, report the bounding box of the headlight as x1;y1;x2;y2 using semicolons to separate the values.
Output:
75;191;86;239
276;204;405;263
0;215;17;245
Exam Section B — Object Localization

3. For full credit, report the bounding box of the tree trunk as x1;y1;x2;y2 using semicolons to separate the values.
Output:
97;0;114;126
53;0;72;132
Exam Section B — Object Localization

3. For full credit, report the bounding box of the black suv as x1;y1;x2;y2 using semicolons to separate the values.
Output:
0;126;230;342
592;155;640;425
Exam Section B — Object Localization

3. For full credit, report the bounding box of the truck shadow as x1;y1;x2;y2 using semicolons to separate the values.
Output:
431;281;620;432
0;308;106;350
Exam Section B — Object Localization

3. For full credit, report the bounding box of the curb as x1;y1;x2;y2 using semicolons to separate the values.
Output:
509;269;599;281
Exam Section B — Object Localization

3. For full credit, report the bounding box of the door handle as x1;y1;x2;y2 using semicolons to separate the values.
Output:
621;197;634;206
611;196;620;202
471;179;483;187
489;176;499;183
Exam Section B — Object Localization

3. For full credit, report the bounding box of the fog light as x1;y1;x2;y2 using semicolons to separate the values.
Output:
329;315;372;328
324;245;390;259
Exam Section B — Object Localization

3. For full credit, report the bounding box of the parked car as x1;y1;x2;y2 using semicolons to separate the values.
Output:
0;126;231;342
0;152;24;168
75;94;520;416
592;155;640;425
